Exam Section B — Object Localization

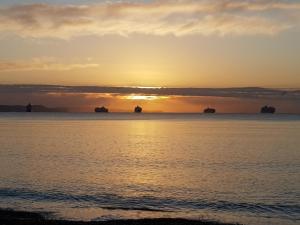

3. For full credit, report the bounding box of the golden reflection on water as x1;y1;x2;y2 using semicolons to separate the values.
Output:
0;115;299;225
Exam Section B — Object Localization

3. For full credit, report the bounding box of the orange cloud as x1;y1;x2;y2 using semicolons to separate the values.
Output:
0;0;299;39
0;58;99;72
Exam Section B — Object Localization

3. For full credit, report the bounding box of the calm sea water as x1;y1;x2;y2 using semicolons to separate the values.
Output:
0;113;299;225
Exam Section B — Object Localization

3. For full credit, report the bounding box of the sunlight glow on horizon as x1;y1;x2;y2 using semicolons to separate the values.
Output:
122;95;170;101
136;86;163;89
0;0;299;113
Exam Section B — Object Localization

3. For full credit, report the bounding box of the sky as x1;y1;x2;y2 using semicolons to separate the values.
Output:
0;0;299;112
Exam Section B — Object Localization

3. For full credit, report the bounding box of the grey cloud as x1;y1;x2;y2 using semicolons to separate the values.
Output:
0;84;299;100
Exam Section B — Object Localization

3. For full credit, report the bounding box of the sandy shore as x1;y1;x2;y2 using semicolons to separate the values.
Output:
0;209;241;225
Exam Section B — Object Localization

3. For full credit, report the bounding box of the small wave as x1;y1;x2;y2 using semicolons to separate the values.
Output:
101;206;171;212
0;188;299;219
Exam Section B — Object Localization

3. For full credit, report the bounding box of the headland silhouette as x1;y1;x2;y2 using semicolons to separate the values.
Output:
0;104;67;112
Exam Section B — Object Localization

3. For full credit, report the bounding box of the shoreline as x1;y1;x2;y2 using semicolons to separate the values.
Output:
0;209;241;225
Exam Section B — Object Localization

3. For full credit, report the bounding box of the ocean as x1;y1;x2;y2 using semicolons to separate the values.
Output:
0;113;299;225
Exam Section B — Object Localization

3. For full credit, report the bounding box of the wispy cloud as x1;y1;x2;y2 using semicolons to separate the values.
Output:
0;58;99;72
0;0;299;39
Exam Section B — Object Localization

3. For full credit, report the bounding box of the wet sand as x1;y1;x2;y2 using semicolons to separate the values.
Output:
0;209;241;225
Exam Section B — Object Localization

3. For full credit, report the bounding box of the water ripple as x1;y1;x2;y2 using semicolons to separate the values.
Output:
0;187;299;220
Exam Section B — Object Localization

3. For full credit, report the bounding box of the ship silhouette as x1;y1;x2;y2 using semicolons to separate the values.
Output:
26;103;32;112
95;106;109;113
260;105;276;114
134;105;142;113
203;107;216;114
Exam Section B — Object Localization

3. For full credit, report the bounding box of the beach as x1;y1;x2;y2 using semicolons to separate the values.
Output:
0;209;241;225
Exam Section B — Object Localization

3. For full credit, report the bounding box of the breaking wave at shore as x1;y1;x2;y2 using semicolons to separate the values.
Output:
0;187;299;220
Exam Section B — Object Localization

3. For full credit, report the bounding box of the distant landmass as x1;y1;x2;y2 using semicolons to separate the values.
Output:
0;105;67;112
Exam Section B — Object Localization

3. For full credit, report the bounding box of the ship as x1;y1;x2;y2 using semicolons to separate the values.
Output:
260;105;276;114
203;107;216;114
134;105;142;113
26;103;32;112
95;106;109;113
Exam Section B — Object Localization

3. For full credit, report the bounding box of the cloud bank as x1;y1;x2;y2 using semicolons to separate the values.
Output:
1;84;299;101
0;0;299;38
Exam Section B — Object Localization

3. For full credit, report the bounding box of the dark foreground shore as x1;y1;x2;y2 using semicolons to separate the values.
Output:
0;209;241;225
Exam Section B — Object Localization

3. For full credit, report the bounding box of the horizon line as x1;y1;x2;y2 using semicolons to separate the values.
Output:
1;83;300;90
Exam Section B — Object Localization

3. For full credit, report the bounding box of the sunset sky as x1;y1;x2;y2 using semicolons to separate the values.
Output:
0;0;299;112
